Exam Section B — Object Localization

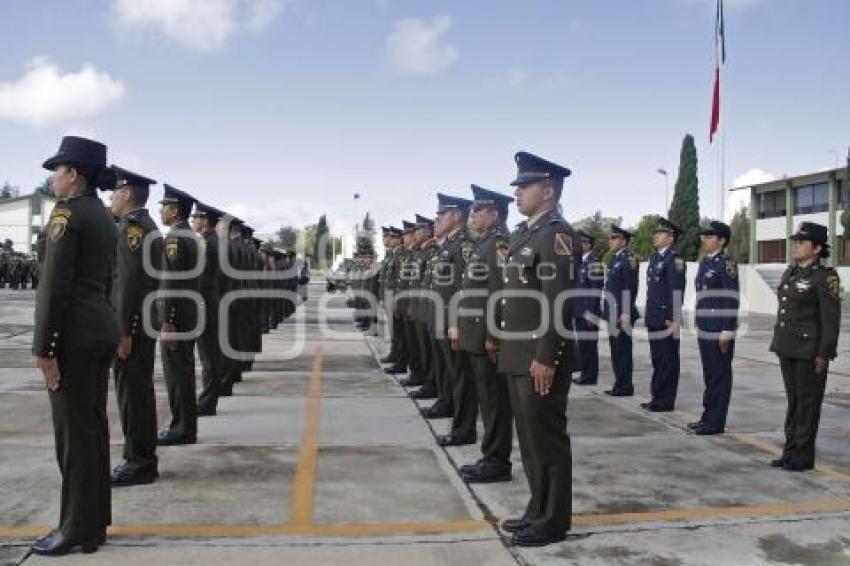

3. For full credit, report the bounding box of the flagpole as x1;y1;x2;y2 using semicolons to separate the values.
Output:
719;64;725;220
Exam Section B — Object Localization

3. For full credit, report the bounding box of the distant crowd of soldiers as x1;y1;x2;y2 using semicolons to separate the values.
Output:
0;239;40;289
29;136;309;556
362;151;841;547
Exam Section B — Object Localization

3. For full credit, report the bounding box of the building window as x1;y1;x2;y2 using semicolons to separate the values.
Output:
757;189;786;218
794;182;829;214
758;239;787;263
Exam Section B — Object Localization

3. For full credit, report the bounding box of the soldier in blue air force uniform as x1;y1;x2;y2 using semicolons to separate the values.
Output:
572;230;604;385
602;225;639;397
642;216;687;412
691;221;739;435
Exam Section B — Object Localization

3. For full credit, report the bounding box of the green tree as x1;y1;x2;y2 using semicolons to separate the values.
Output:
1;182;18;199
668;133;701;261
630;214;660;261
357;212;376;255
841;208;850;237
35;177;53;196
573;210;623;258
314;215;332;268
272;225;298;250
729;207;751;263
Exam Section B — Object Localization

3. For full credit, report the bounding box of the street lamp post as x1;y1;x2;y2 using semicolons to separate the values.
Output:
657;168;669;213
353;192;361;257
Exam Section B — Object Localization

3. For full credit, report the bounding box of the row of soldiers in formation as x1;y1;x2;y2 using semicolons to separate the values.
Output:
29;136;309;556
350;153;841;547
0;240;40;289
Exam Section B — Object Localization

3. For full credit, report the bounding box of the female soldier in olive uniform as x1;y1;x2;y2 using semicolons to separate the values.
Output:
770;222;841;471
32;136;118;555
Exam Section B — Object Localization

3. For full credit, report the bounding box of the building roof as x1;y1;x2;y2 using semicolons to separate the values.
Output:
730;165;848;192
0;191;57;206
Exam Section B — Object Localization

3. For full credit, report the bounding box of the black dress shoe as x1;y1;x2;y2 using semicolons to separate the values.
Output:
783;458;813;472
436;433;476;447
157;430;196;446
510;526;566;547
604;389;633;397
31;531;99;556
410;386;437;400
693;425;724;436
111;463;159;487
459;459;485;475
384;365;407;375
770;458;788;468
463;464;511;483
198;405;217;417
641;402;673;412
502;517;530;533
421;405;453;419
687;421;703;430
398;377;423;388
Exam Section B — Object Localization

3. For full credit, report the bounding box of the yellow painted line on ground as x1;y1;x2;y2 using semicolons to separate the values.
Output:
289;347;324;526
573;498;850;527
0;520;489;540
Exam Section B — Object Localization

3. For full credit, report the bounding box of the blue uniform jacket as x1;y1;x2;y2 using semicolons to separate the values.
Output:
694;250;739;335
645;247;687;329
575;252;604;320
602;248;639;323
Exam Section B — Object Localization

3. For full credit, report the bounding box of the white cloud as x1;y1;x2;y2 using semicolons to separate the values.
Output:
0;57;125;127
385;16;458;76
108;0;284;53
733;167;776;188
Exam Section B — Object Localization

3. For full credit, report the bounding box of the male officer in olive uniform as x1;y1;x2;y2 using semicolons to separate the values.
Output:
410;219;442;401
380;227;407;366
497;151;577;547
106;165;162;486
191;202;226;416
770;222;841;471
433;193;477;446
642;217;687;412
691;220;739;435
400;215;435;388
573;230;605;385
32;136;118;555
157;185;201;445
387;221;417;375
456;184;514;483
602;225;639;397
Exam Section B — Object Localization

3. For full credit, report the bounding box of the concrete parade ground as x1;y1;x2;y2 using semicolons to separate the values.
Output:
2;279;850;565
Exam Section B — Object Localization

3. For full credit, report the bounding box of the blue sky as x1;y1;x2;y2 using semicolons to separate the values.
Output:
1;0;848;235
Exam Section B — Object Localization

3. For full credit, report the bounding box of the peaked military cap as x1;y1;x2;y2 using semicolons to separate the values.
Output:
415;214;435;228
160;184;195;217
700;220;731;241
402;220;417;233
192;202;222;224
381;226;391;236
790;221;829;247
655;216;682;235
510;151;571;187
388;226;404;236
105;165;156;191
471;184;514;215
43;136;107;172
610;224;632;240
436;193;473;215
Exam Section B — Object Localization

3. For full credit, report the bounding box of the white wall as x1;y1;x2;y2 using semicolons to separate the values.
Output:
0;199;31;253
634;262;777;316
755;216;787;240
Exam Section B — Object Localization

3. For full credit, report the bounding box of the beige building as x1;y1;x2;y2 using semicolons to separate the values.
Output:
0;191;57;255
732;165;850;265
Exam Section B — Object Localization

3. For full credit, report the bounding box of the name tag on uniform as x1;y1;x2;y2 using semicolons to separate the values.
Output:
795;280;811;291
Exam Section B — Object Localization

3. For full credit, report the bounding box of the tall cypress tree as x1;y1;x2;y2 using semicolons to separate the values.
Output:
668;134;701;260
